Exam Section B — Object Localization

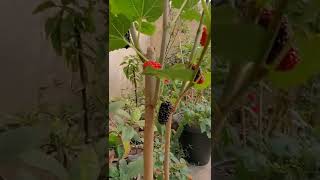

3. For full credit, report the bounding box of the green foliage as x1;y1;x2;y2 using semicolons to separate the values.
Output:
214;75;320;180
121;126;136;142
144;64;194;81
0;111;106;180
181;9;201;21
153;140;190;180
268;35;320;88
109;101;144;160
69;146;100;180
172;0;198;10
32;1;56;14
108;98;191;179
109;13;132;51
16;169;39;180
34;0;99;70
110;0;163;22
109;101;126;114
127;157;144;177
19;150;68;180
109;157;144;180
108;1;212;179
225;133;320;180
179;101;211;138
109;0;164;51
109;132;122;148
130;107;142;123
0;126;49;161
135;21;156;35
194;71;211;90
213;1;320;89
212;4;238;24
287;0;320;31
108;101;145;179
120;55;142;84
213;23;271;63
171;0;202;22
201;0;211;29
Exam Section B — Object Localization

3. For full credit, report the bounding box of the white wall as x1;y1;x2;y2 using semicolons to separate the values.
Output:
109;35;151;99
0;0;83;113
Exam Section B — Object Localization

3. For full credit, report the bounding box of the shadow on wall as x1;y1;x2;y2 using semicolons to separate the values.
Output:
0;0;81;113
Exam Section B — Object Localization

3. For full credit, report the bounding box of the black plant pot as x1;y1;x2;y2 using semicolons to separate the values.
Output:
179;124;211;166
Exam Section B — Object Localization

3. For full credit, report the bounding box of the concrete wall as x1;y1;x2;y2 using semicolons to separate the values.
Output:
109;35;150;98
0;0;83;113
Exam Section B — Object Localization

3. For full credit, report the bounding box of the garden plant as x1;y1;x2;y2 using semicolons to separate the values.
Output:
110;0;212;179
0;0;107;180
213;0;320;179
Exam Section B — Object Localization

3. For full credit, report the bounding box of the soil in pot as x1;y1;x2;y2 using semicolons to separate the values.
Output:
179;125;211;166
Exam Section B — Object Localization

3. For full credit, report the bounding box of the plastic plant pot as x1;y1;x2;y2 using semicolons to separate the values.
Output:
179;124;211;166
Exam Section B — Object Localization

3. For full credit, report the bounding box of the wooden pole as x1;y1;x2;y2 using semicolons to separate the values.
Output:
144;47;156;180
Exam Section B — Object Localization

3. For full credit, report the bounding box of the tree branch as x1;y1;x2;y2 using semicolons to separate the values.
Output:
213;0;290;144
153;0;170;105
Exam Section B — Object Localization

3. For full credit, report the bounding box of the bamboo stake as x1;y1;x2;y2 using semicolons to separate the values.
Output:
144;47;156;180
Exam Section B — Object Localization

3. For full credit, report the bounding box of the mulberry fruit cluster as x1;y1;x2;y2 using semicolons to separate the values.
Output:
158;101;173;125
191;64;205;84
276;48;300;71
143;60;162;70
200;26;208;47
258;8;299;71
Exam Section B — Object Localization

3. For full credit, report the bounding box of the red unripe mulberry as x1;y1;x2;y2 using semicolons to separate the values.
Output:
200;26;208;47
143;60;162;70
276;48;300;72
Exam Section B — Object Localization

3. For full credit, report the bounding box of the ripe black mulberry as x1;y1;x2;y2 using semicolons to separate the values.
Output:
158;101;173;125
191;64;201;82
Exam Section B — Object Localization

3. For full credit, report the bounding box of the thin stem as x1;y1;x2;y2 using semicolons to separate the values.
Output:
164;19;180;61
163;85;192;180
258;82;263;140
190;29;211;84
129;25;139;47
133;69;138;107
179;35;184;63
129;25;147;62
137;21;142;46
162;1;210;179
123;38;148;62
201;0;211;23
163;8;176;60
75;27;90;144
170;0;188;28
213;0;289;144
196;30;211;67
159;0;170;64
153;0;170;105
189;12;205;64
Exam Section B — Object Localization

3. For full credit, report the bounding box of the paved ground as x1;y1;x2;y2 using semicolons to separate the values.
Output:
189;158;211;180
